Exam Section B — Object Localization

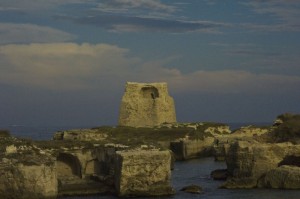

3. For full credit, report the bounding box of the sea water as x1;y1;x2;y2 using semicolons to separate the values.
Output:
2;124;300;199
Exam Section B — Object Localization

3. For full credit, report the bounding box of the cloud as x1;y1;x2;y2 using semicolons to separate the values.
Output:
96;0;176;13
53;0;228;33
210;42;281;57
0;42;299;95
164;70;300;94
0;43;139;90
69;15;228;33
0;0;88;11
241;0;300;32
0;23;76;44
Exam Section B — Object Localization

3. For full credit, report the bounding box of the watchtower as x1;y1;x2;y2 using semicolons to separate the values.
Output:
118;82;176;127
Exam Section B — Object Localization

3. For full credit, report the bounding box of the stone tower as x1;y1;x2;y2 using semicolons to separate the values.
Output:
118;82;176;127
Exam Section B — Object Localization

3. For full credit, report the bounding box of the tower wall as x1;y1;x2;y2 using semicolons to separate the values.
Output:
118;82;176;127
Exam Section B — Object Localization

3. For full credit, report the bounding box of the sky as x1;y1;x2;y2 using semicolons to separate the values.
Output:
0;0;300;126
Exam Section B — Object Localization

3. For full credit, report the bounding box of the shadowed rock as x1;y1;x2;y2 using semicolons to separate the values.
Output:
180;184;203;194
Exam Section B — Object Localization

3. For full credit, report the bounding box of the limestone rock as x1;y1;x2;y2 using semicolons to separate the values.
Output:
258;165;300;189
213;126;272;161
53;129;108;141
0;161;57;199
0;138;57;199
170;137;215;160
180;184;203;194
118;82;176;127
114;149;174;196
222;140;300;189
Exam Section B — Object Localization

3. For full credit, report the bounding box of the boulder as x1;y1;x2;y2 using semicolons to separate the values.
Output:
222;140;300;189
180;184;203;194
258;165;300;189
213;125;271;161
0;137;57;199
114;149;174;196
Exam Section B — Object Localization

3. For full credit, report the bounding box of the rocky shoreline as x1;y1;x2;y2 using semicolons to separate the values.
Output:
1;113;300;198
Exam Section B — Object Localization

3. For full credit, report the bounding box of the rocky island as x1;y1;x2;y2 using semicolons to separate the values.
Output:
1;82;300;198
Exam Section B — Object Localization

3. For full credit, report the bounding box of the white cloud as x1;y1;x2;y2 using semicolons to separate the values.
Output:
241;1;300;32
0;42;299;94
0;0;89;11
0;23;76;44
96;0;176;13
0;43;139;90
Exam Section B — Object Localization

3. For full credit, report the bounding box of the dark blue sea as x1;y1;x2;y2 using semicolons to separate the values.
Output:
2;123;300;199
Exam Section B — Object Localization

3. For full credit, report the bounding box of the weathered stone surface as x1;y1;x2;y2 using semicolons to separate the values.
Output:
53;129;108;141
258;165;300;189
0;161;57;199
114;149;174;196
213;126;272;161
52;123;230;163
118;82;176;127
222;140;300;189
170;137;215;160
180;184;203;194
0;137;57;199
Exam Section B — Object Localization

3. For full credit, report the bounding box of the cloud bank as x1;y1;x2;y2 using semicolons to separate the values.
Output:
0;23;76;44
0;43;299;94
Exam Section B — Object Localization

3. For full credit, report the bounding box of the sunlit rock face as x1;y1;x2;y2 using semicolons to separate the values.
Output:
0;137;57;199
114;149;174;196
118;82;176;127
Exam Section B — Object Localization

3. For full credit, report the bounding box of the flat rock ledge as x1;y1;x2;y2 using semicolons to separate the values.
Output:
180;184;203;194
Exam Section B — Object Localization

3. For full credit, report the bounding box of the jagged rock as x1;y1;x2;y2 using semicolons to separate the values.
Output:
222;140;300;189
114;149;174;196
118;82;176;127
0;137;57;199
258;165;300;189
180;184;203;194
53;129;108;141
0;160;57;199
213;126;272;161
204;126;231;135
170;137;215;160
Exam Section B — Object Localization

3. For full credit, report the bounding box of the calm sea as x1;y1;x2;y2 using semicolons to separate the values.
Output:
2;123;300;199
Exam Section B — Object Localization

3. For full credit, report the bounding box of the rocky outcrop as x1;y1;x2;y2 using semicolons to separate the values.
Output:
213;126;272;161
258;165;300;189
222;140;300;189
53;129;108;141
118;82;176;127
170;137;215;160
114;149;174;196
54;123;230;160
0;137;57;199
1;134;175;198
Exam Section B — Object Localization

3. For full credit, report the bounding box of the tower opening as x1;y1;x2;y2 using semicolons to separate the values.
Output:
141;86;159;99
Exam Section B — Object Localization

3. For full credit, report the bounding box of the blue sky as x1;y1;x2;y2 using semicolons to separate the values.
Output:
0;0;300;126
